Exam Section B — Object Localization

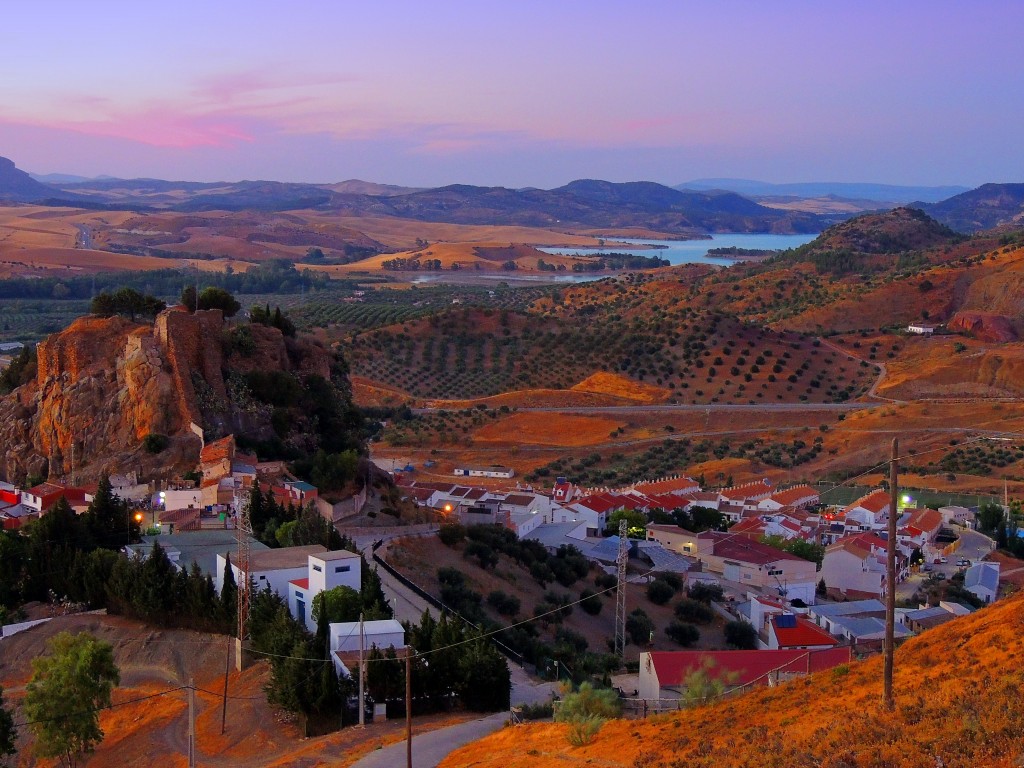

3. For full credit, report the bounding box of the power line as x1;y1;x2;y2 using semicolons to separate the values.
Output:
11;686;187;729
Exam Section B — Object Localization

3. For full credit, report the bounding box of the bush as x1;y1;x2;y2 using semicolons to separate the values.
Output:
438;523;466;546
594;572;616;590
647;579;675;605
666;621;700;647
625;609;654;645
142;433;169;454
687;582;725;604
579;589;602;616
724;620;758;650
487;590;520;617
674;598;714;624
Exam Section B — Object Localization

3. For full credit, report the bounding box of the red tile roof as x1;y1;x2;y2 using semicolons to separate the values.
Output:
200;435;235;464
720;480;773;502
633;476;700;495
702;531;810;564
769;485;819;507
771;616;840;648
845;489;890;515
648;647;851;689
289;578;310;590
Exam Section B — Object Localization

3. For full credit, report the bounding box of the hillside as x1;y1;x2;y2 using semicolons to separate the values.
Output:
441;591;1024;768
913;182;1024;233
48;173;827;234
678;178;970;203
0;157;63;202
789;206;961;257
0;306;362;484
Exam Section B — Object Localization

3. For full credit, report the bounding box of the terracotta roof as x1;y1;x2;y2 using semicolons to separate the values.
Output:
200;435;235;464
702;532;809;564
845;489;890;515
720;480;773;502
632;476;700;495
643;493;691;511
289;578;310;589
905;507;942;533
771;616;840;648
648;647;850;689
684;491;721;503
769;485;819;507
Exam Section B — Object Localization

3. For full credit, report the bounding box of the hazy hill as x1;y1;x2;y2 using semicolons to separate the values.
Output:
0;156;65;201
344;180;824;234
912;182;1024;233
678;177;969;203
442;590;1024;768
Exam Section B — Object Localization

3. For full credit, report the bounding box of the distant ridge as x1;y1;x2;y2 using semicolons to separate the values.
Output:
0;157;65;201
911;182;1024;233
677;178;969;204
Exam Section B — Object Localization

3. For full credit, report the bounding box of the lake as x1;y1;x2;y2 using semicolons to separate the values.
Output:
539;232;817;266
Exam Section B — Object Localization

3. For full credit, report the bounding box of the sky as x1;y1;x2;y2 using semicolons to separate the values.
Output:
1;1;1022;188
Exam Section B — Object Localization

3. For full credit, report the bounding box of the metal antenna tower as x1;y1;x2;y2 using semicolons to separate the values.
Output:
614;518;628;658
235;490;253;671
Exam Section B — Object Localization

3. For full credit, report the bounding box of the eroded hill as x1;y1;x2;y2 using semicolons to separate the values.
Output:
441;591;1024;768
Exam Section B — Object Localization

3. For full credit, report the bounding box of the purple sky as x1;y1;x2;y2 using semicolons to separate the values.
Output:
2;1;1022;187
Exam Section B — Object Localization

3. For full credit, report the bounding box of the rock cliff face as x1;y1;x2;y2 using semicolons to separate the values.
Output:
947;311;1018;343
0;307;338;484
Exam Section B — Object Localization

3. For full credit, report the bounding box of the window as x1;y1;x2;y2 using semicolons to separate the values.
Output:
295;591;302;598
259;575;266;580
335;565;350;573
312;565;323;573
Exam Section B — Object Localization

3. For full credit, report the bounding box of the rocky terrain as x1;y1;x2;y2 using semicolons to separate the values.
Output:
0;305;352;484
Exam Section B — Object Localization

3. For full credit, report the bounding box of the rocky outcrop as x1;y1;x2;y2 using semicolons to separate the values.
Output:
948;311;1018;343
0;307;339;485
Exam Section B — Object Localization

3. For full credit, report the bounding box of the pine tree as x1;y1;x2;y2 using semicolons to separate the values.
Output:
221;554;238;635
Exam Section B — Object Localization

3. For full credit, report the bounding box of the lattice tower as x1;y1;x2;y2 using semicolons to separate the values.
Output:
614;518;628;658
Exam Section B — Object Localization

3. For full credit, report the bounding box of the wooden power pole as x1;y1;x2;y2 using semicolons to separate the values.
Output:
188;677;196;768
883;438;898;710
406;650;413;768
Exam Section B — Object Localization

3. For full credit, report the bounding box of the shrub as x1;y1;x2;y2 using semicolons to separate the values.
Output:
647;579;675;605
438;523;466;546
666;621;700;647
594;572;616;590
687;582;724;604
487;590;520;617
579;589;602;616
625;609;654;645
142;433;169;454
724;620;758;650
674;598;714;624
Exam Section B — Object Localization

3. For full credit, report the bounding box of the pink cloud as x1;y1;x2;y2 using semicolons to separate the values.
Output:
31;111;256;149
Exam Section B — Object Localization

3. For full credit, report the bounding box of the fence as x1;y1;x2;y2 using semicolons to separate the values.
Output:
813;482;1000;509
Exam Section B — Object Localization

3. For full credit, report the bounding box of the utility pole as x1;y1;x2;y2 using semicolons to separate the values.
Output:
236;492;252;671
614;518;628;658
358;612;365;727
221;635;231;735
188;677;196;768
883;438;898;710
406;650;413;768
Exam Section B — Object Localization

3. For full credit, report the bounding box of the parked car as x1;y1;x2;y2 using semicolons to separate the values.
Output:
938;557;948;564
957;558;971;567
922;564;933;572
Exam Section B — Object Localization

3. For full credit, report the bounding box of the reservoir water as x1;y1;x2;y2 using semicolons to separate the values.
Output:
539;232;817;266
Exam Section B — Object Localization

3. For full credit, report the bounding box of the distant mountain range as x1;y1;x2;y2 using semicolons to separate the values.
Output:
677;178;969;204
910;183;1024;233
1;157;1022;235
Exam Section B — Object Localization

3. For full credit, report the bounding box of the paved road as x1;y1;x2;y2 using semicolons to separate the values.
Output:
346;528;557;768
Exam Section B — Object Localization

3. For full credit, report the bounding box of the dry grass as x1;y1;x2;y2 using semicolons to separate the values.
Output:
472;412;625;447
441;591;1024;768
571;372;671;403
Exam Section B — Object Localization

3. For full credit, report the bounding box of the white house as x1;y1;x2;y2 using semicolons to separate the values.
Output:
215;545;362;632
763;613;839;651
842;489;891;532
758;485;820;512
329;619;407;675
938;505;973;526
160;488;204;511
907;323;936;334
453;465;515;479
819;533;898;600
965;562;1000;604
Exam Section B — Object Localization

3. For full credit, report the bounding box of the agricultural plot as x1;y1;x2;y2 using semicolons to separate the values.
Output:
0;299;92;342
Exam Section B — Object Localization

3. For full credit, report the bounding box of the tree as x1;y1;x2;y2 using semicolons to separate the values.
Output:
978;502;1006;535
180;285;198;312
625;608;654;645
666;621;700;647
554;682;621;722
311;585;362;624
680;657;739;708
23;631;120;768
90;288;164;321
605;508;647;538
724;620;758;650
197;287;241;317
0;685;14;766
647;579;675;605
84;476;132;549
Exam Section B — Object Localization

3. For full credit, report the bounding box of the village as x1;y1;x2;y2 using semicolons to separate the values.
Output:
0;427;1010;716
